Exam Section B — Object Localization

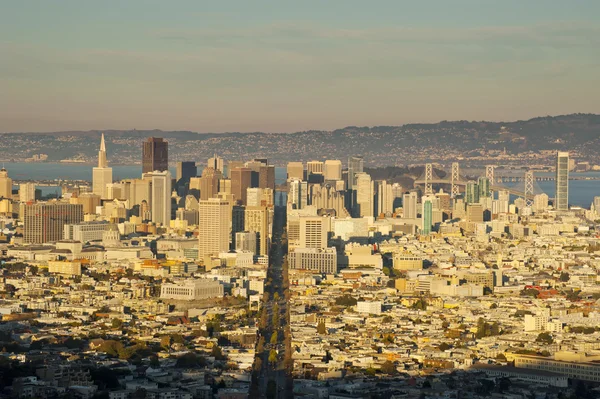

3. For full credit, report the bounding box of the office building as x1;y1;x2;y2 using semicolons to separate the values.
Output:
48;260;82;276
176;161;197;186
478;177;491;198
245;206;270;256
160;279;224;300
23;202;84;244
287;162;304;181
306;161;324;176
323;160;342;181
466;203;484;223
231;167;252;205
64;221;114;242
199;167;222;200
92;134;113;198
150;171;172;225
555;151;569;210
355;172;374;217
0;168;12;199
422;199;433;235
375;180;394;216
208;154;225;173
289;247;337;274
142;137;168;173
19;183;37;203
309;184;349;217
402;191;418;219
198;198;231;261
299;216;329;249
466;181;479;204
235;231;258;254
288;179;308;210
347;156;364;190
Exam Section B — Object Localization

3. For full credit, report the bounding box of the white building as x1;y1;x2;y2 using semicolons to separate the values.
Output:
160;279;224;300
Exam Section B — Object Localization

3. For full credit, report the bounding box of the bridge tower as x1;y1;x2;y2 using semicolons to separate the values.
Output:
524;171;534;207
424;163;433;195
450;162;460;197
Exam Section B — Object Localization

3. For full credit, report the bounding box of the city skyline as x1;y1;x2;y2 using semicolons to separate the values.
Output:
2;1;600;132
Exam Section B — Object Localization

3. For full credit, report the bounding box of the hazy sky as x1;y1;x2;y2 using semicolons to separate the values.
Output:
1;0;599;133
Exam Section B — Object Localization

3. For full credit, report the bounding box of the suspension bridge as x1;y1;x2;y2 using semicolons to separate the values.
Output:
413;163;546;204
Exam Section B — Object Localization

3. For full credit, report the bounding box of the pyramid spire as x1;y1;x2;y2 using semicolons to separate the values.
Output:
98;133;107;168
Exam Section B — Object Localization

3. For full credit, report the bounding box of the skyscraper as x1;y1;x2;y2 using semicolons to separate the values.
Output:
142;137;169;174
465;181;480;204
477;177;491;198
199;167;222;200
231;167;252;205
23;202;84;244
306;161;324;176
287;162;304;181
422;199;433;235
375;180;394;216
93;134;113;199
208;154;225;173
355;172;374;217
347;156;364;190
299;216;329;249
288;179;308;210
555;151;569;211
198;198;231;261
0;169;13;199
176;161;197;186
245;206;271;256
323;160;342;181
402;191;418;219
19;183;37;203
150;170;172;225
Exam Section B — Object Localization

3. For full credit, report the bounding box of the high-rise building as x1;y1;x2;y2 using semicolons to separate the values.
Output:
19;183;36;203
465;181;480;204
299;216;329;249
198;198;231;261
422;199;433;235
347;156;364;190
150;171;172;225
402;191;418;219
533;193;549;213
231;167;252;205
93;134;113;199
478;177;491;198
176;161;197;186
142;137;168;174
555;151;569;210
23;202;84;244
355;172;374;217
208;154;225;173
288;179;308;210
466;203;484;223
323;160;342;181
287;162;304;181
0;169;13;199
375;180;394;216
306;161;324;176
199;167;222;200
245;206;271;256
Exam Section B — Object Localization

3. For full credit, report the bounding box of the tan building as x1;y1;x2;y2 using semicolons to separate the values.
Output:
199;167;222;200
393;254;423;271
160;279;223;300
287;162;304;181
198;198;231;262
23;202;84;244
299;216;329;249
19;183;37;203
0;168;12;199
231;167;252;205
323;160;342;181
244;206;271;256
48;260;82;276
92;134;113;199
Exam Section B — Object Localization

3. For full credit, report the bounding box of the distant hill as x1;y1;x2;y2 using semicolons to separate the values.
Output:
1;114;599;166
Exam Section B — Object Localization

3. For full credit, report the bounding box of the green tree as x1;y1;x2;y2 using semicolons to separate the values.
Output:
160;336;171;350
111;318;123;329
380;360;396;375
268;349;278;364
270;331;278;345
211;345;226;360
559;272;570;282
536;332;553;344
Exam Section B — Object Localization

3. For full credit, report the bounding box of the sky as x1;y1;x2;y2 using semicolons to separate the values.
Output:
1;0;599;133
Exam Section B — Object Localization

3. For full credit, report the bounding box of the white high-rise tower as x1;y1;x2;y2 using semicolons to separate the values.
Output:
93;133;113;199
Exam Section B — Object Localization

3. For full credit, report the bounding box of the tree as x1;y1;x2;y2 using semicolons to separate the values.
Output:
536;332;553;344
316;322;327;335
559;272;570;282
211;345;225;360
270;331;278;345
365;367;376;376
380;360;396;375
253;356;263;372
160;336;171;350
335;294;357;307
268;349;278;364
438;342;451;351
